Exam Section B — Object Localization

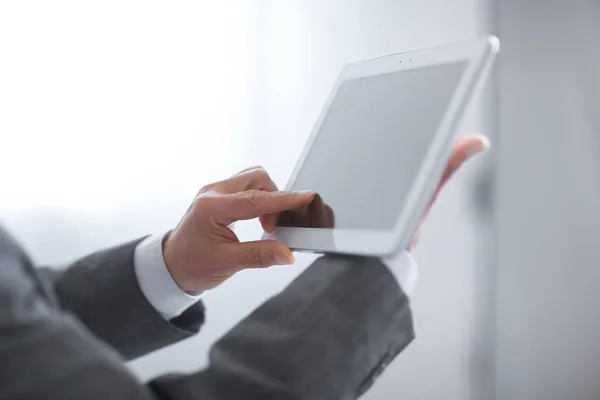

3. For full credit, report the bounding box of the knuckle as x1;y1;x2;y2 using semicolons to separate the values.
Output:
236;165;264;179
250;167;271;183
254;166;268;177
192;194;214;214
199;182;218;194
242;190;263;208
250;247;268;268
241;165;263;174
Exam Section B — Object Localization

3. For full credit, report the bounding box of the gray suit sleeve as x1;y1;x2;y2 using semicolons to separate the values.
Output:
153;255;415;399
38;239;206;360
1;228;414;400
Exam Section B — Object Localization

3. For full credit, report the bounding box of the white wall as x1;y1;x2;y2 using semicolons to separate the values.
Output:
0;1;495;398
256;1;493;399
0;1;258;248
0;0;261;375
495;1;600;399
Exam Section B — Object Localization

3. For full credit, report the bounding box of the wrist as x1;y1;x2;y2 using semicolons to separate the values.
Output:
134;234;202;320
162;231;204;296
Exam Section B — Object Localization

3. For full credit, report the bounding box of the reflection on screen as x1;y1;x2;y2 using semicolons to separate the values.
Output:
277;62;467;230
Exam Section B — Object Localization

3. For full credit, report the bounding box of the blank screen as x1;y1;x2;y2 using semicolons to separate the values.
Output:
277;62;467;230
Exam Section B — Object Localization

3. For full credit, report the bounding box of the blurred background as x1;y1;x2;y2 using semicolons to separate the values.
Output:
1;1;599;399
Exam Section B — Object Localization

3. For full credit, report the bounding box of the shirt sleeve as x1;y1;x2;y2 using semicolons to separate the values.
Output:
382;250;418;296
134;230;417;321
133;234;202;321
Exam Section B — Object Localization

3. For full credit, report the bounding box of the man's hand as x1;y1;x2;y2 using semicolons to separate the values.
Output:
163;134;489;294
163;167;316;294
409;134;490;250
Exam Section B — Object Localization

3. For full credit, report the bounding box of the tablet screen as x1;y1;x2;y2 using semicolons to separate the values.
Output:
277;61;467;231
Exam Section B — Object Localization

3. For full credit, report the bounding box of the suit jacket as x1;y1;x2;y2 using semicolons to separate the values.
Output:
0;225;414;400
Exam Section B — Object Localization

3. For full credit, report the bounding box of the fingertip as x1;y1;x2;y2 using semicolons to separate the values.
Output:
464;135;491;157
261;223;274;234
295;190;317;197
442;135;491;186
274;247;295;265
293;190;317;206
260;214;277;233
475;134;491;151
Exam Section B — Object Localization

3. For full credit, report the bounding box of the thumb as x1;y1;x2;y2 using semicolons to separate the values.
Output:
423;134;490;219
226;240;296;269
439;134;490;188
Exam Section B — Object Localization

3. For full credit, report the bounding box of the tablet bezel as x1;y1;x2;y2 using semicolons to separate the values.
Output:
268;36;499;256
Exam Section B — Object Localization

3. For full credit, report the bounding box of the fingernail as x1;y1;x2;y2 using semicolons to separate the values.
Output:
479;135;491;151
467;135;491;157
275;249;295;265
295;190;316;196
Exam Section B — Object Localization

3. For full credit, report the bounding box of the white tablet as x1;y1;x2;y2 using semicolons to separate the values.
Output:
267;36;499;256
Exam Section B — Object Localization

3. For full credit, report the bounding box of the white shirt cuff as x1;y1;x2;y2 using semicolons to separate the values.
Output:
382;250;418;296
133;233;202;320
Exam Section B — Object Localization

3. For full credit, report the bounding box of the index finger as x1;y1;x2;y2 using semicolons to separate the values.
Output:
216;167;279;194
214;190;316;225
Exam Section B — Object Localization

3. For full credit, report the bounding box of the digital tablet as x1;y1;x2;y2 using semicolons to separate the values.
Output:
267;36;499;256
